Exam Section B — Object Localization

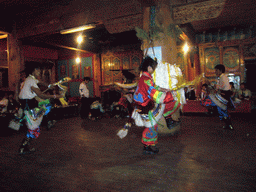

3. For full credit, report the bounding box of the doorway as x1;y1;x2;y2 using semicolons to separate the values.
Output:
0;32;8;89
245;59;256;92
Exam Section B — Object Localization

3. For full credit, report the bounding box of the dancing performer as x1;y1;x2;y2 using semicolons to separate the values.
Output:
201;64;234;130
18;61;61;155
133;56;181;155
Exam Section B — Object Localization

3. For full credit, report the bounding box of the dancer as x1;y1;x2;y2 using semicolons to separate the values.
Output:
201;64;234;130
18;61;62;155
133;56;181;155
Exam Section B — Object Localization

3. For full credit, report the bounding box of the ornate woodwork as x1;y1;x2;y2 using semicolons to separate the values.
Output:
198;37;256;84
173;0;226;24
101;51;143;86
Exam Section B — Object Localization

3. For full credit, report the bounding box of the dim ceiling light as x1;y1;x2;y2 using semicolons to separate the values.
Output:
60;24;96;35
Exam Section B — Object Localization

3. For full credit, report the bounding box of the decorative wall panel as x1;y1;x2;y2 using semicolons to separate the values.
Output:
223;47;240;72
205;47;220;74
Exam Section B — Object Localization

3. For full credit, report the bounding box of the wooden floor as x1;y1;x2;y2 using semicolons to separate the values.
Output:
0;112;256;192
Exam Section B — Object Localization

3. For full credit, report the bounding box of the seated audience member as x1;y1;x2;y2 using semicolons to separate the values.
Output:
0;92;9;113
200;84;208;100
7;92;20;113
229;82;238;101
90;97;105;120
184;87;189;100
238;83;251;100
187;85;196;100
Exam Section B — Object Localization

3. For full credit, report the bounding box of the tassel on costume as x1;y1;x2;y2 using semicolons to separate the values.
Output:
117;123;131;139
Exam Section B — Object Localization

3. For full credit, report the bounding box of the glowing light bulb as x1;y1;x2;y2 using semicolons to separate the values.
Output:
76;57;81;64
183;43;189;54
77;35;83;44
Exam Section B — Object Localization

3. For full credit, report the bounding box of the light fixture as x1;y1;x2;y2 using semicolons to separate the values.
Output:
0;34;7;39
183;42;189;54
60;24;96;35
77;35;83;44
76;57;81;64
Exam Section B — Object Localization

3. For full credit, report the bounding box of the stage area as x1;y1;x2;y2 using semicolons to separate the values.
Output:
0;113;255;191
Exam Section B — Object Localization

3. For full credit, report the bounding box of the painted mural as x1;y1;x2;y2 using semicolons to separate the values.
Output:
205;47;220;74
223;47;240;71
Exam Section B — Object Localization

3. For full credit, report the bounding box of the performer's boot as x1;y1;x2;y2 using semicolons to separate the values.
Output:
18;137;36;155
165;116;181;130
143;145;159;155
223;116;234;130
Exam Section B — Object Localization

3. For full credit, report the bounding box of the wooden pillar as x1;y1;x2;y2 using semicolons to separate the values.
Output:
93;53;101;97
7;30;24;93
142;1;177;64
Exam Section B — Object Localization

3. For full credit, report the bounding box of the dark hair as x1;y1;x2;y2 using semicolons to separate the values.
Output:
202;83;208;88
229;82;234;87
139;56;158;72
240;83;246;87
24;61;42;76
214;64;225;73
83;77;91;81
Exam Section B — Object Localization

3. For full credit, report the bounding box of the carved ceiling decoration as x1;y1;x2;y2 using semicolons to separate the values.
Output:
104;14;143;34
173;0;226;24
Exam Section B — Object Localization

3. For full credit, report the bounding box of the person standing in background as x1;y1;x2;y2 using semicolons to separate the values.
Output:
79;77;91;119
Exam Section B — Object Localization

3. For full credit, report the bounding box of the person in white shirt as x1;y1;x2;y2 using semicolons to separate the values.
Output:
201;64;234;130
18;61;62;155
79;77;91;119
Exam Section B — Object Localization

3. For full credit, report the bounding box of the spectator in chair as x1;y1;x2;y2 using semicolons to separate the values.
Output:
0;92;8;113
238;83;251;100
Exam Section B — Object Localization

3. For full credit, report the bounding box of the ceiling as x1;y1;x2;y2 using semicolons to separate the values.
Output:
190;0;256;32
1;0;256;53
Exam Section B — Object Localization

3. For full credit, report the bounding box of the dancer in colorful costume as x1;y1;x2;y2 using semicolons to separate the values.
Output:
132;56;181;155
201;64;234;130
18;61;62;155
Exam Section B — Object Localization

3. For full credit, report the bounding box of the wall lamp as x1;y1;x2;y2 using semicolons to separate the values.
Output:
60;24;96;35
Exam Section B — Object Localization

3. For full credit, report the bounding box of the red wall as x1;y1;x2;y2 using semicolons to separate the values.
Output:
23;45;58;60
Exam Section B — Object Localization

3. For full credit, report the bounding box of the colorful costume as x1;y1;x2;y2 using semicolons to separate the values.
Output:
133;72;181;146
18;75;50;154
